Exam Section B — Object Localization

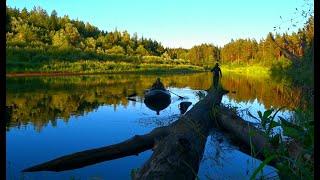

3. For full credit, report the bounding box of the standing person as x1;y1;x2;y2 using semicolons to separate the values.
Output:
211;63;222;89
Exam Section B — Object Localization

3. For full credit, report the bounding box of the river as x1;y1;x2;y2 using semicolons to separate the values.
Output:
6;72;303;179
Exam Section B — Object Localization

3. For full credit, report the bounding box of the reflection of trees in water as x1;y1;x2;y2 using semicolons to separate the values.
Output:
221;73;302;110
6;93;102;132
6;73;302;131
6;73;212;131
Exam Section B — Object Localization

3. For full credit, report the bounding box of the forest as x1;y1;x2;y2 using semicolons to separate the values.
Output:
6;6;313;78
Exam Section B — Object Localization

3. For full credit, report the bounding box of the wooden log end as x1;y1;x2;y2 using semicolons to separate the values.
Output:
22;163;55;172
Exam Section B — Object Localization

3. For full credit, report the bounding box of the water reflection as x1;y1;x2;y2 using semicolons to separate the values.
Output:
6;72;304;179
199;130;279;180
144;95;171;115
142;86;171;115
220;73;303;110
6;72;302;131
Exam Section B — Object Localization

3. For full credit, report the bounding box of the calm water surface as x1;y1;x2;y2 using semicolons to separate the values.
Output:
6;72;303;179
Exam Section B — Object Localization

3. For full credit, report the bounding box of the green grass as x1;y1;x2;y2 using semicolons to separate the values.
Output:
221;64;270;77
6;59;205;75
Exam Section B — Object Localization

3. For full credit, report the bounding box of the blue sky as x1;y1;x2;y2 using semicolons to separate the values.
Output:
7;0;312;48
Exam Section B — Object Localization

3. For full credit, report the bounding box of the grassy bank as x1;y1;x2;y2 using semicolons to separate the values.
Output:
6;60;205;74
6;47;205;75
221;63;270;77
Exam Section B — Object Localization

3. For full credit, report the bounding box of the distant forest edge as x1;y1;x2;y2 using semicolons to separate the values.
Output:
6;6;314;77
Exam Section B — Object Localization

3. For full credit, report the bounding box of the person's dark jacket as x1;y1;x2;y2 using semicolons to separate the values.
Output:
211;66;222;77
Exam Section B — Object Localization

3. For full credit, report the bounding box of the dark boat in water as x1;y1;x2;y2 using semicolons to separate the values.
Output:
144;88;171;115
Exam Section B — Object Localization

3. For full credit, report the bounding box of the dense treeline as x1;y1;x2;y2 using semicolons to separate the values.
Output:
6;6;313;72
270;16;314;88
5;6;222;72
221;22;313;66
6;6;164;56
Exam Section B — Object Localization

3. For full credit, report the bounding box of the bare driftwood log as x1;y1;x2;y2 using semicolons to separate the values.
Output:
215;106;271;155
23;126;170;172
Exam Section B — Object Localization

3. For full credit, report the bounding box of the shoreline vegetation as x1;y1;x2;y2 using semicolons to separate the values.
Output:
6;45;271;77
6;64;271;77
5;67;205;77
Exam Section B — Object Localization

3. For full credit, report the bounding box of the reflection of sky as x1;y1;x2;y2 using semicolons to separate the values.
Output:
222;96;294;124
6;87;199;180
199;131;278;180
7;105;154;180
7;87;286;179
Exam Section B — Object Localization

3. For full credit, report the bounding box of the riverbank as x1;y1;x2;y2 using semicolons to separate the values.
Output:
6;47;207;76
6;62;273;78
6;63;205;77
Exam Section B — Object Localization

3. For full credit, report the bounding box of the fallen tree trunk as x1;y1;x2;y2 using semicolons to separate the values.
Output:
217;106;271;156
133;87;229;179
23;126;170;172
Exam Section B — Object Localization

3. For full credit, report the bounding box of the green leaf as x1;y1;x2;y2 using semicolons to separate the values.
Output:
269;134;281;147
261;119;267;129
268;120;280;130
258;111;267;128
280;118;304;131
250;155;277;180
257;111;263;120
282;126;301;140
263;108;274;120
271;107;285;121
266;120;281;135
